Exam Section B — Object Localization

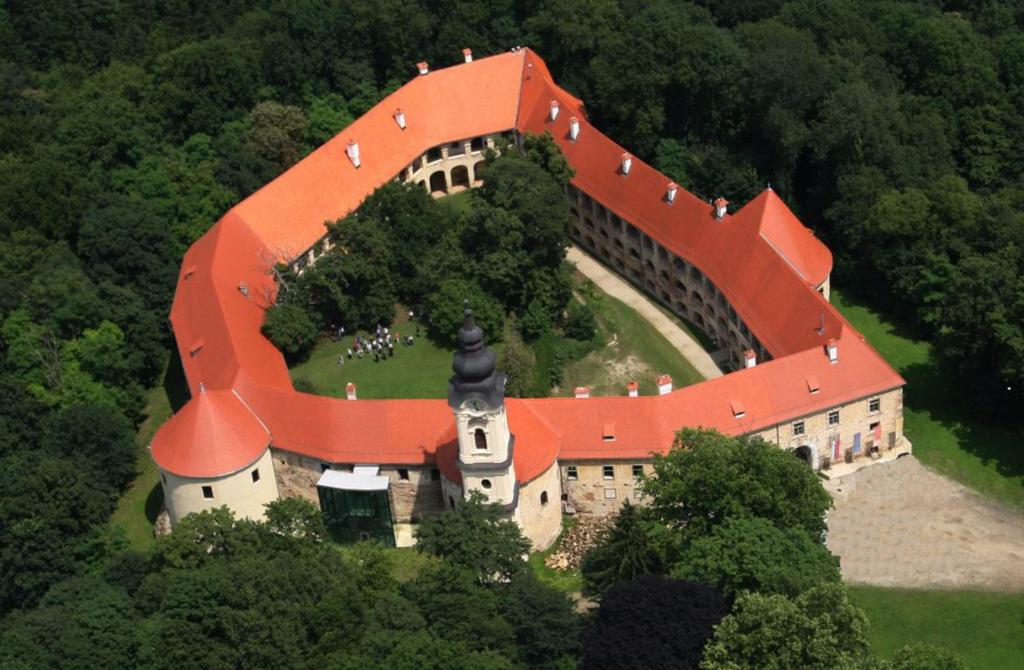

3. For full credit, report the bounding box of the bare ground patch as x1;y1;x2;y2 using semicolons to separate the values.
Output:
825;456;1024;591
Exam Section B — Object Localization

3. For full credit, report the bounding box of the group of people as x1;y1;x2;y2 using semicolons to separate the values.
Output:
336;321;416;366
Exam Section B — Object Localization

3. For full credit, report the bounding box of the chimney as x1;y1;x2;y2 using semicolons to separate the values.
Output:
346;383;357;400
666;182;678;204
346;140;361;168
744;349;756;368
826;339;838;364
549;99;559;122
627;381;639;398
713;197;729;220
417;61;429;75
394;109;406;130
657;374;673;395
574;386;590;399
569;116;580;141
462;48;473;63
621;152;632;175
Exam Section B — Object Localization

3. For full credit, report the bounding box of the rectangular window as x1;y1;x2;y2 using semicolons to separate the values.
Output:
828;410;840;426
632;464;644;479
251;469;260;484
320;463;331;473
793;421;806;436
603;465;615;480
869;397;881;413
398;468;409;481
566;465;578;480
604;488;617;500
202;485;213;500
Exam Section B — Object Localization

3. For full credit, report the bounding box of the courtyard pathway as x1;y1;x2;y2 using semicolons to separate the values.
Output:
826;456;1024;591
567;246;722;379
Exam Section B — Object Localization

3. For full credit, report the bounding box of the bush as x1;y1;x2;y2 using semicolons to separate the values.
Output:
564;301;597;341
261;303;319;357
424;279;504;347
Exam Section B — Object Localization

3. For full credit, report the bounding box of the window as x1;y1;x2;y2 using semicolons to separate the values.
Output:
481;479;492;489
869;397;881;413
793;421;806;436
632;464;644;479
320;462;331;473
828;410;840;426
603;465;615;480
398;468;409;481
431;468;441;481
251;468;260;484
474;428;487;451
426;147;442;162
566;465;578;480
540;491;549;506
202;485;214;500
604;488;617;500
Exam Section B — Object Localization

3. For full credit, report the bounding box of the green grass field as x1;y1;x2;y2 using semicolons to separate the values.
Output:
848;586;1024;669
832;290;1024;508
560;279;705;396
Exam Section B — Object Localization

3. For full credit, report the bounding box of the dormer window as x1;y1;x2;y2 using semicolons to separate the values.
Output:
731;399;746;419
602;423;615;441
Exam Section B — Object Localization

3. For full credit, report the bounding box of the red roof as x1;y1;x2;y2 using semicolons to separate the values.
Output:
151;389;270;478
152;49;903;481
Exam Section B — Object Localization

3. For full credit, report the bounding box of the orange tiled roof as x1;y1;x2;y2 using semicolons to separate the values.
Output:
152;49;903;481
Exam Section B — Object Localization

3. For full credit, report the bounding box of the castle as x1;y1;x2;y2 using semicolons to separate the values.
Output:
151;48;907;549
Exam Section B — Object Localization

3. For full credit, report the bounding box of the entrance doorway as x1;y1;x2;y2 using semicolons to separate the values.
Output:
794;445;813;468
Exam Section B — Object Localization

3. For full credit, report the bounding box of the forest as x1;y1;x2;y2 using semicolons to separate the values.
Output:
0;0;1021;667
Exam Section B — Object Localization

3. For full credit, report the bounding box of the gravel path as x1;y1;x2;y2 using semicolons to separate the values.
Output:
567;246;723;379
825;456;1024;591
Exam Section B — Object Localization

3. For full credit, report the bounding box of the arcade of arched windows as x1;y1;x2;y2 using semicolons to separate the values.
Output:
403;132;511;197
565;183;769;371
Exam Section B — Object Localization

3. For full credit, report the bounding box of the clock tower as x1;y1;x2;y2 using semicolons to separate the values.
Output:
448;307;517;507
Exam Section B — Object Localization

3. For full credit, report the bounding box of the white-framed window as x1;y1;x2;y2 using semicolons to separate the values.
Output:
566;465;578;480
869;397;881;413
604;488;617;500
793;421;806;436
828;410;840;426
603;465;615;480
202;485;214;500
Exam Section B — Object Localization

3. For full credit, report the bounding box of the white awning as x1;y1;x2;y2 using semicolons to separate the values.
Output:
317;469;389;492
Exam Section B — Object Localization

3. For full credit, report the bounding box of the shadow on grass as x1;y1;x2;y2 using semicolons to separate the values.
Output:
163;347;191;412
145;482;164;524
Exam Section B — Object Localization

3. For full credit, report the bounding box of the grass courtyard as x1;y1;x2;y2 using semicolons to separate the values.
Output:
832;290;1024;508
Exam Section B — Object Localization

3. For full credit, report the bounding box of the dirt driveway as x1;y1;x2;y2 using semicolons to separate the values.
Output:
825;456;1024;591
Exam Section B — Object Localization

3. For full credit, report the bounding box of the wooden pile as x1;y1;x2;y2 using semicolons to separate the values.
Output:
544;517;613;571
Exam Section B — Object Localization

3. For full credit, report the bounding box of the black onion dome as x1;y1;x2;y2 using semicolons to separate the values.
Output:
452;308;496;382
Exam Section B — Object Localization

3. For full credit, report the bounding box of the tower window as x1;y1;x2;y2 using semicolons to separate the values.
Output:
398;468;409;481
474;428;487;451
566;465;578;480
251;469;260;483
481;479;492;489
202;485;214;499
541;491;549;505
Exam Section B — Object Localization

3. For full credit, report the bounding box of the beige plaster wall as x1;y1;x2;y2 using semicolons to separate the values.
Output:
161;448;279;525
515;461;563;550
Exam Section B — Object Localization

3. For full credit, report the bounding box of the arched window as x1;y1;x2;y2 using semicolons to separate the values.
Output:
540;491;549;505
474;428;487;451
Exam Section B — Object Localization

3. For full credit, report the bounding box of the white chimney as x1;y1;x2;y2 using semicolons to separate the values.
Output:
462;48;473;63
346;383;357;400
826;339;838;364
569;116;580;141
627;381;639;398
417;61;429;75
394;109;406;129
549;99;559;122
621;152;632;175
574;386;590;399
744;349;756;368
713;197;729;220
657;374;673;395
666;182;678;204
346;140;361;168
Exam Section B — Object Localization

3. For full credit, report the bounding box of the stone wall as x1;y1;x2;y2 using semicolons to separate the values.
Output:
561;460;653;517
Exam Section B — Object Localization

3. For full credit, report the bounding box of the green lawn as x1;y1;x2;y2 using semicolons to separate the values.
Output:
832;290;1024;508
849;586;1024;669
561;278;705;396
528;517;585;594
436;189;474;216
